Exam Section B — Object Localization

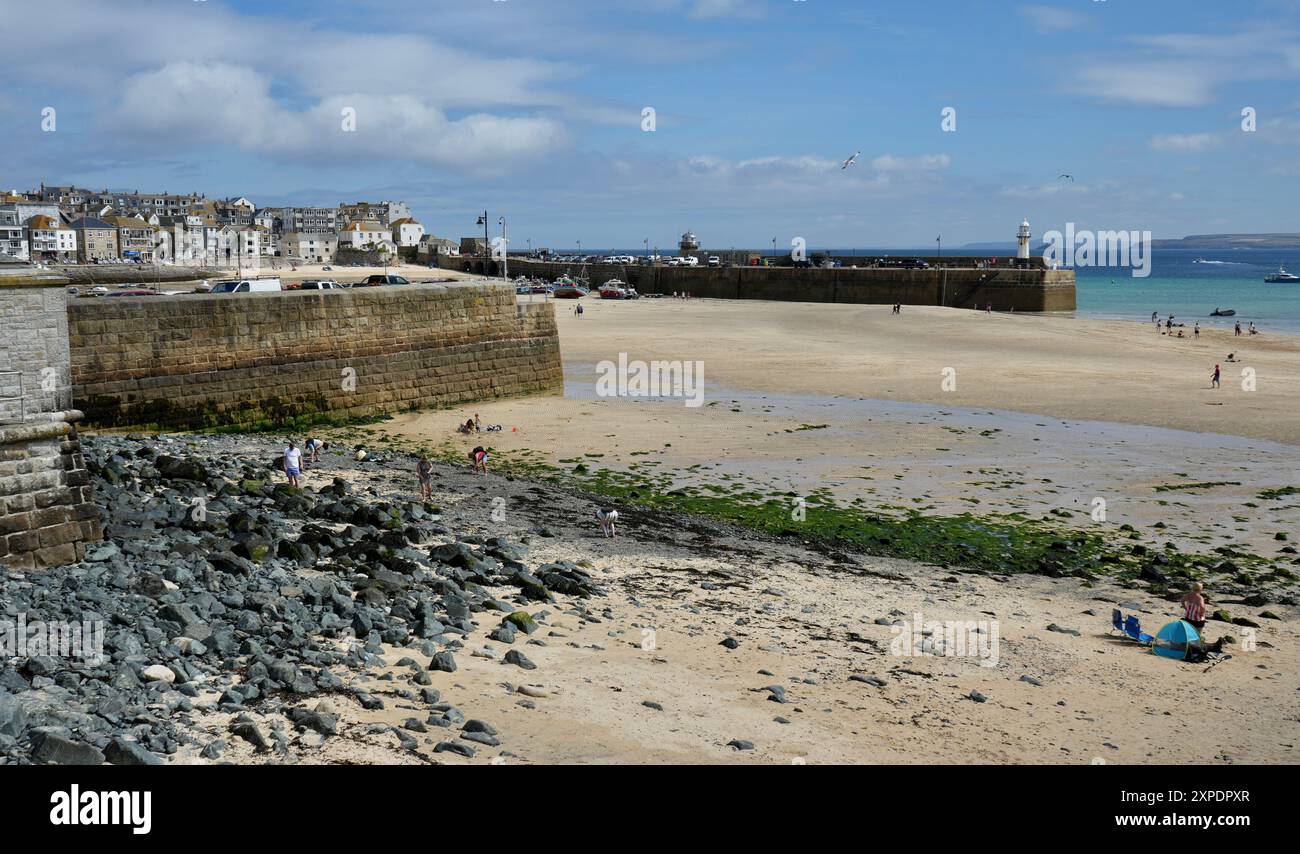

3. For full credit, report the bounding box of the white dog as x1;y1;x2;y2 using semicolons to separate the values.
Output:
596;508;618;538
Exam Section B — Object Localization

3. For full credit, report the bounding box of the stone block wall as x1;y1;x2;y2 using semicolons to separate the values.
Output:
449;258;1077;312
68;281;563;430
1;276;102;570
0;418;101;570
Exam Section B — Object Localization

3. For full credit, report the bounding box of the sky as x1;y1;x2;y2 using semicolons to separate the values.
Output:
4;0;1300;249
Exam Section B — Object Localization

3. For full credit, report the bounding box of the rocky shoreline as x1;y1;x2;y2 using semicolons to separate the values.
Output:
1;433;606;764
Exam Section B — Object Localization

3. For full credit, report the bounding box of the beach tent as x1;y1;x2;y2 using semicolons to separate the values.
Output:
1151;620;1200;660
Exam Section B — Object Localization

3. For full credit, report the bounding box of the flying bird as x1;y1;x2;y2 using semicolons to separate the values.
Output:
841;151;860;170
1058;173;1074;182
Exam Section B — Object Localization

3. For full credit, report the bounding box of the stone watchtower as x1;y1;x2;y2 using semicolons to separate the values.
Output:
678;230;700;257
0;273;102;569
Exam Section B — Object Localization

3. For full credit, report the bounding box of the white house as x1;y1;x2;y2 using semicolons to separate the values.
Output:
389;217;425;248
282;232;338;264
337;221;393;249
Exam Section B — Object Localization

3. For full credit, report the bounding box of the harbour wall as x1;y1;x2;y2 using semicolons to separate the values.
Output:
67;280;563;430
1;275;102;570
442;257;1077;312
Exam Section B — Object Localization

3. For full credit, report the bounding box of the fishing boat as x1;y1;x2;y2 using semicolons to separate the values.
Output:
551;275;588;298
1210;308;1236;317
1264;265;1299;283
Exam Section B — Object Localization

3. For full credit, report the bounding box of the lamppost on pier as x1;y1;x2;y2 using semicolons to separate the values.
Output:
475;212;488;260
499;215;508;279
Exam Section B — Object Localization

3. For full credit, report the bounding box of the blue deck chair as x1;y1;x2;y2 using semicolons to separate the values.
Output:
1124;615;1154;644
1111;609;1124;634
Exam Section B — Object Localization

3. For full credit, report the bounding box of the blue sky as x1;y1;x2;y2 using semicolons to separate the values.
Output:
4;0;1300;248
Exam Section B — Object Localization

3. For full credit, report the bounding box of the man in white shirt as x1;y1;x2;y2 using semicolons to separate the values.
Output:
284;440;303;488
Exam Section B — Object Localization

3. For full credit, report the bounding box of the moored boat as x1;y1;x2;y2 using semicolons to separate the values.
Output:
551;275;588;298
1264;265;1299;283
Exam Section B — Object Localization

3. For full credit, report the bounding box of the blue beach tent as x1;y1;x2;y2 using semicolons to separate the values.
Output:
1152;620;1200;660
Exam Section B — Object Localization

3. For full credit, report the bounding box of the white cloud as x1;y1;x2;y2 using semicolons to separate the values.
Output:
1070;63;1217;107
871;154;951;172
1018;5;1086;33
688;0;764;20
1149;133;1222;153
111;62;565;170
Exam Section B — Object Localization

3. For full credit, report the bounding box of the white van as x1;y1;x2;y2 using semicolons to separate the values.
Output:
210;277;282;294
678;255;699;267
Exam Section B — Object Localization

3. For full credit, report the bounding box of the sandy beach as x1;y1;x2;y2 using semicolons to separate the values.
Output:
238;295;1300;765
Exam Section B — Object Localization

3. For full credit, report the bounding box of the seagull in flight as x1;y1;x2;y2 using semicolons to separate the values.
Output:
1058;173;1074;182
842;150;860;170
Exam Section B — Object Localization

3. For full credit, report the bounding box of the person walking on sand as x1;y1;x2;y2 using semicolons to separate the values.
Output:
1181;583;1207;635
417;455;434;501
1235;320;1241;336
283;440;303;488
1211;364;1221;388
1151;310;1158;324
469;445;489;475
1193;322;1199;339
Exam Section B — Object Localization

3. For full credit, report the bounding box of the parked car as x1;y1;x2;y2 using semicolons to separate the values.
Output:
362;274;410;286
106;289;162;297
679;255;699;267
210;277;283;294
707;256;721;267
295;279;344;290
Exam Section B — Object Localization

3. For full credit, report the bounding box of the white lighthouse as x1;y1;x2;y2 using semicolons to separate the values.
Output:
1016;218;1031;260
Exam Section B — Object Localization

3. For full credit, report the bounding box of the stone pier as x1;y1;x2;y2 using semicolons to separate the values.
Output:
0;273;103;569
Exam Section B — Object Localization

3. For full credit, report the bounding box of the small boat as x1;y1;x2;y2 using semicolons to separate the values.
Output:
1264;265;1299;283
1210;308;1236;317
551;275;588;298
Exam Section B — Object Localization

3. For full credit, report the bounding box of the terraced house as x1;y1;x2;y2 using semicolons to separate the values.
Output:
0;208;27;262
25;215;76;262
68;216;119;262
103;215;154;261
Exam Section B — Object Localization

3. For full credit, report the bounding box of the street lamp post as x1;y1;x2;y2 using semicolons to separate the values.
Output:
475;212;488;269
771;237;776;265
936;235;942;260
499;215;508;280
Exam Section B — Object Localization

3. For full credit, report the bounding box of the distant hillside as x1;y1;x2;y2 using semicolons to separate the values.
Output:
1151;233;1300;249
963;234;1300;251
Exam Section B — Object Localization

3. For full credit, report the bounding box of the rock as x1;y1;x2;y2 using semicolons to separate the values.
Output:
142;664;177;684
104;738;164;766
433;740;476;758
968;690;988;703
463;719;498;736
231;721;271;751
1046;624;1080;637
1019;675;1043;687
727;739;755;751
849;674;887;687
0;691;27;738
763;685;787;703
642;700;664;711
516;685;549;698
155;455;207;481
32;733;106;766
429;651;458;673
504;611;539;634
504;650;536;670
719;637;739;649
